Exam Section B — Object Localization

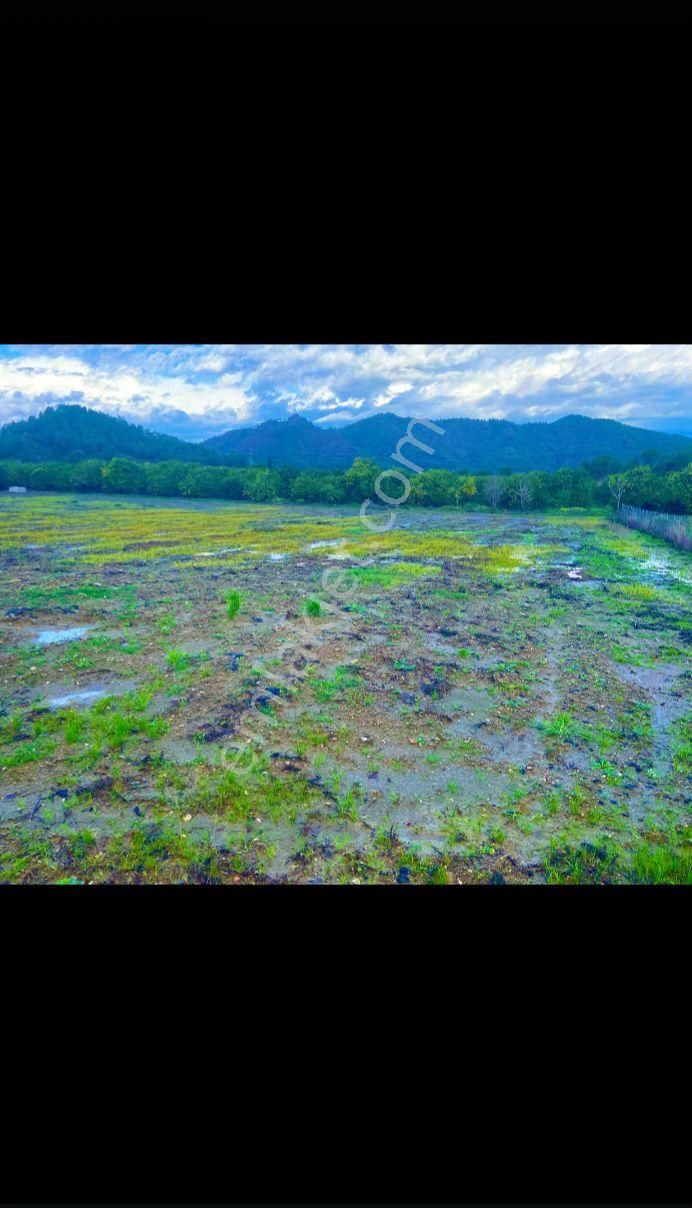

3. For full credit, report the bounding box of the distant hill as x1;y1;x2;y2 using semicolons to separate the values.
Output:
203;410;692;472
1;404;690;472
0;404;239;465
203;413;359;469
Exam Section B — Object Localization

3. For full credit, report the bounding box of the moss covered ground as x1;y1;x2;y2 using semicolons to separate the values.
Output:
1;494;690;883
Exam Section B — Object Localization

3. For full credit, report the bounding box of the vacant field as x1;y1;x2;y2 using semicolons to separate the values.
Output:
0;493;690;884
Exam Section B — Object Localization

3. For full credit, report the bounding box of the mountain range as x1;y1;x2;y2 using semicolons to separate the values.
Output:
0;405;241;467
1;404;690;473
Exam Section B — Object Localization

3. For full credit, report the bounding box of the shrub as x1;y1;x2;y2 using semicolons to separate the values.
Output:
226;591;241;620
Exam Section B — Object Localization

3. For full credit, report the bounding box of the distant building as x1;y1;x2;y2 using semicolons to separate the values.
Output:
8;486;27;494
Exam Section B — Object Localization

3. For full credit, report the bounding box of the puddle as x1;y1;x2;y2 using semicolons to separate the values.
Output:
34;626;92;646
38;678;139;710
642;552;692;587
47;689;108;708
307;539;347;550
268;553;287;562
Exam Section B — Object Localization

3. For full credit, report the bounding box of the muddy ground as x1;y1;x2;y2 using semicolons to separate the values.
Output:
1;494;690;883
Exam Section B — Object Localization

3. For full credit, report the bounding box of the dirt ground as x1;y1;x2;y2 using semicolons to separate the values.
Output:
1;494;690;883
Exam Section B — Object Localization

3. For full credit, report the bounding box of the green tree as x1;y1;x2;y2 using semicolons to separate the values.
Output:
221;469;247;500
243;469;281;503
623;465;661;509
179;466;228;498
290;470;346;504
144;461;186;497
102;458;147;495
29;462;72;490
408;470;459;507
607;473;628;510
343;458;381;502
660;464;692;513
70;459;105;492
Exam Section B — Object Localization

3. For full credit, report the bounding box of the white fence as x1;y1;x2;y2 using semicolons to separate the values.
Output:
619;504;692;551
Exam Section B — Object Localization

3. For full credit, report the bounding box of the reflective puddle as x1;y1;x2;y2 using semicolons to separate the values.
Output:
34;626;92;646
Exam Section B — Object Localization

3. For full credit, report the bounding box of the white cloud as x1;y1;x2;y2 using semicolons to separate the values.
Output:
1;343;691;434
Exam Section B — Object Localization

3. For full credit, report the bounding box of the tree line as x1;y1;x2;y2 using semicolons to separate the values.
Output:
1;455;690;514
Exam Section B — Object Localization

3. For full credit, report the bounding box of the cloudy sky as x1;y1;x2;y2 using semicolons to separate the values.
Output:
1;343;691;440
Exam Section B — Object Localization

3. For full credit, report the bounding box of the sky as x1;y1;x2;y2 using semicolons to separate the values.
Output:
0;343;691;441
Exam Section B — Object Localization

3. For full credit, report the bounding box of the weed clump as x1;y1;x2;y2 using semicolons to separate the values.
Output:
305;599;321;617
166;647;190;672
226;591;241;620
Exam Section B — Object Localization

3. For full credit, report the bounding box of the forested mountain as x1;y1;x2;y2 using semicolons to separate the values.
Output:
203;413;357;468
0;404;239;465
334;412;692;472
1;403;690;472
204;410;691;471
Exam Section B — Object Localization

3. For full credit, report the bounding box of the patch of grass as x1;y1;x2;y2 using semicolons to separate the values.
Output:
594;725;617;752
157;610;177;635
566;784;591;817
541;711;582;741
166;647;190;672
671;717;691;776
611;583;659;602
631;842;692;884
335;783;363;820
226;590;241;620
611;644;650;666
64;711;86;744
0;710;24;743
445;736;484;758
344;562;442;591
0;738;56;769
544;836;622;884
312;665;360;703
305;598;321;617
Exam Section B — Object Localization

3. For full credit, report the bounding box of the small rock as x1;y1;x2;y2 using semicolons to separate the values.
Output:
397;866;411;884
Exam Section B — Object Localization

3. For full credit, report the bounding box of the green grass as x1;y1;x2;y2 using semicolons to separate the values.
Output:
671;717;691;776
311;665;360;703
631;843;692;884
305;598;321;617
226;590;241;619
541;711;583;740
544;836;622;884
166;647;190;672
0;738;56;769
